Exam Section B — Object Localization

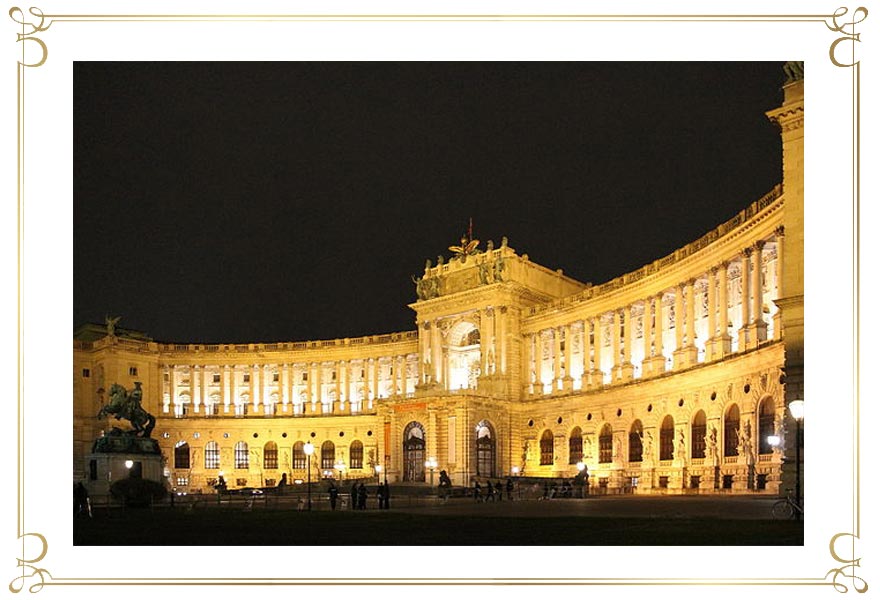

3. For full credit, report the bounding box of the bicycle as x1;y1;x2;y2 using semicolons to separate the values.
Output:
771;489;803;519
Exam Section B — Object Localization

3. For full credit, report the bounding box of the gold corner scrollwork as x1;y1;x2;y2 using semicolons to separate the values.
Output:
826;533;869;593
826;6;868;68
9;532;50;594
9;6;49;67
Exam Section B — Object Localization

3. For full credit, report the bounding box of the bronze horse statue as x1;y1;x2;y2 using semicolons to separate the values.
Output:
97;382;156;438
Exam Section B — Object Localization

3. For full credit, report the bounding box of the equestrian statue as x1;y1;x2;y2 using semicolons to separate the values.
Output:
97;381;156;438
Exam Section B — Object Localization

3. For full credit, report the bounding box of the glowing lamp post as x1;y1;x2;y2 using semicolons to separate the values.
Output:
303;441;315;511
425;458;438;486
375;464;382;484
511;466;520;477
789;399;804;520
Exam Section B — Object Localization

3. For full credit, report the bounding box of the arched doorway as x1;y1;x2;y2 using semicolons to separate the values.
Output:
475;420;496;477
446;321;482;390
403;421;426;482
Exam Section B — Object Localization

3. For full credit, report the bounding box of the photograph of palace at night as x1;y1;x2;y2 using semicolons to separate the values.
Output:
73;62;805;545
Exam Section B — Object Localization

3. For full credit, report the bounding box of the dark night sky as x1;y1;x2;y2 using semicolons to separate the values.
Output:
74;62;785;344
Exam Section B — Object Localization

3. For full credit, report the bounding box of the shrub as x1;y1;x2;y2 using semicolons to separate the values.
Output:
110;477;167;508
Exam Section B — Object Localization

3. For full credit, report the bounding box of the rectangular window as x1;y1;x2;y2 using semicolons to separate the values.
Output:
205;445;220;469
302;373;308;382
690;475;701;489
89;459;97;480
236;478;247;487
273;373;279;382
175;476;189;487
722;474;734;489
129;366;138;376
658;476;669;488
213;374;221;383
243;374;250;383
82;368;90;378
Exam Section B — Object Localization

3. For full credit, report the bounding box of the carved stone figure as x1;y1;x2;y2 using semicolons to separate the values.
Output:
644;431;654;461
783;61;804;83
97;381;156;438
676;429;686;460
704;424;718;463
105;315;121;337
493;254;506;282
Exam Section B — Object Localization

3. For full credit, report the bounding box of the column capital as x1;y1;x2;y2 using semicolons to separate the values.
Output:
774;225;785;238
754;239;766;251
741;246;753;258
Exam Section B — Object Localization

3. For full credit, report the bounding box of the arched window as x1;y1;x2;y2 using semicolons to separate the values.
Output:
691;411;707;459
321;441;335;470
628;420;643;463
724;404;740;457
403;422;426;482
659;416;675;461
758;398;776;455
234;442;249;469
174;441;190;469
350;440;364;470
568;427;583;465
205;441;220;470
476;421;496;477
599;424;613;464
263;441;278;470
540;430;554;465
292;441;306;470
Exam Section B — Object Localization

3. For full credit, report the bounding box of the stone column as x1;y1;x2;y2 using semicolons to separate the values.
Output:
739;248;752;351
642;300;652;372
672;285;685;369
431;320;443;386
773;227;785;340
169;366;177;415
677;280;698;368
621;306;634;381
580;320;590;390
611;310;621;381
499;307;508;374
334;361;343;412
716;262;732;356
563;323;574;391
589;317;603;387
223;365;232;414
480;310;490;376
551;328;561;391
372;358;380;402
191;365;200;413
280;364;289;412
749;240;768;343
535;332;545;394
645;294;666;376
706;268;717;361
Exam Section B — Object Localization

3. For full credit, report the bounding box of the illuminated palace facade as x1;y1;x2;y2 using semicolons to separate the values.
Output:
73;74;804;496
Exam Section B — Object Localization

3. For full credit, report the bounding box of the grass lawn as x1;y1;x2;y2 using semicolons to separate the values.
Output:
73;508;803;546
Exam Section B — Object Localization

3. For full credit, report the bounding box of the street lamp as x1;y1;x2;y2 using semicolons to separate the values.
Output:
335;460;346;481
511;466;520;476
375;464;382;483
425;457;438;486
789;398;804;520
303;441;315;511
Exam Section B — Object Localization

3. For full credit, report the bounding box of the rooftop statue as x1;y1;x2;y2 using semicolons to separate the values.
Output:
97;382;156;438
448;218;480;262
783;61;804;83
104;314;121;337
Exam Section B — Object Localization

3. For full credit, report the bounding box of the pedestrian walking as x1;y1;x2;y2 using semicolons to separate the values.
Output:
473;480;482;502
383;481;391;509
506;478;514;501
328;481;339;510
494;481;503;501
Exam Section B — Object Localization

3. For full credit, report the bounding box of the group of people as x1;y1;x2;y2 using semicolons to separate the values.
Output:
342;481;390;510
472;478;515;502
541;479;583;499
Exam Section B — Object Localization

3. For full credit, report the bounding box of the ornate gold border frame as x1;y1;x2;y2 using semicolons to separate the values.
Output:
8;6;868;593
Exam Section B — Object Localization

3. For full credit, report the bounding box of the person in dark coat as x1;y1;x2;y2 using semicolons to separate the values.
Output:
473;480;482;502
494;481;503;501
382;481;390;509
328;481;339;510
74;482;90;516
376;483;385;509
506;478;514;501
357;483;367;509
349;481;357;510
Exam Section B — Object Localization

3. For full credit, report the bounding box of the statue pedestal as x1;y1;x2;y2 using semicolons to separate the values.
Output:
85;434;164;498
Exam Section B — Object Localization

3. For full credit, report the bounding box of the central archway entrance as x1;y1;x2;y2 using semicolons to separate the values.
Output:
403;421;426;482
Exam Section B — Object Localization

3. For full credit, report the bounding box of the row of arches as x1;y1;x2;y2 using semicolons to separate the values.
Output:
173;439;366;471
538;398;777;465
